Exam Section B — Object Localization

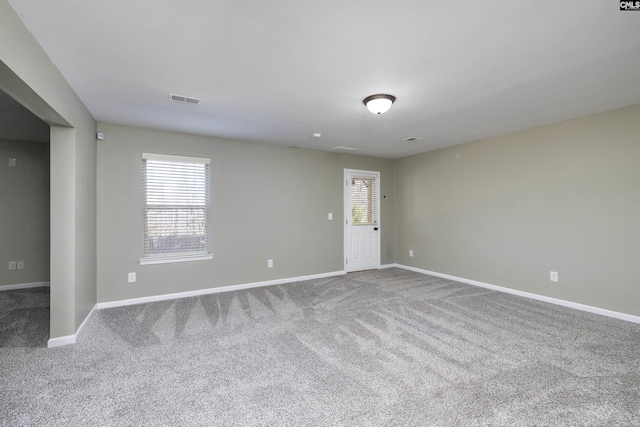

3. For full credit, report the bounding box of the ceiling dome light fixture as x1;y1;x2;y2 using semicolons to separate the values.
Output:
363;94;396;115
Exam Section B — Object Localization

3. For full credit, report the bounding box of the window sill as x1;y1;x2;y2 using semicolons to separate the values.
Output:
139;254;213;265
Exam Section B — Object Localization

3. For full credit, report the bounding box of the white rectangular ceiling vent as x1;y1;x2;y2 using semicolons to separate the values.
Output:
327;146;356;153
168;93;202;105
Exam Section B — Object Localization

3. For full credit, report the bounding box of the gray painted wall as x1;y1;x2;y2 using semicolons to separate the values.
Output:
394;104;640;317
0;139;50;286
1;0;97;338
0;90;49;143
96;123;394;303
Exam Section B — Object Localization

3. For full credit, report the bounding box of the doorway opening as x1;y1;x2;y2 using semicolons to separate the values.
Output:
0;89;51;348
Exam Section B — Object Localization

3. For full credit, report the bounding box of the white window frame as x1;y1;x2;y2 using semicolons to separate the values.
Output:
139;153;212;265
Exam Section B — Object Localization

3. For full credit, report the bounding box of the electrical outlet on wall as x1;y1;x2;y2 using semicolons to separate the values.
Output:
17;261;24;270
550;271;559;282
409;250;414;257
128;272;136;283
8;261;16;270
267;259;273;268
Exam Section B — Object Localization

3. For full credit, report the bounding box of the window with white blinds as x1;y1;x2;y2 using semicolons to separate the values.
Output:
141;153;211;264
351;176;377;225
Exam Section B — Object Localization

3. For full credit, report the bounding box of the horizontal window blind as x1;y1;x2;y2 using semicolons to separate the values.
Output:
351;176;377;225
142;154;211;259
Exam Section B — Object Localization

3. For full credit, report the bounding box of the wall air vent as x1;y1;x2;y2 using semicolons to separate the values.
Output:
327;146;356;153
168;93;202;105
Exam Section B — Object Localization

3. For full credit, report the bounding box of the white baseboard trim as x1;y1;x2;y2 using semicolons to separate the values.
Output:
47;304;97;348
379;263;400;269
97;270;347;310
395;264;640;324
47;335;76;348
76;304;97;337
0;282;50;291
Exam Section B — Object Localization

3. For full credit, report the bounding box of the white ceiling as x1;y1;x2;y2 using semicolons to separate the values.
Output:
7;1;640;159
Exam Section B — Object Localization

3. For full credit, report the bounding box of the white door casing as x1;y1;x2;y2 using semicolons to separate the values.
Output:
344;169;380;272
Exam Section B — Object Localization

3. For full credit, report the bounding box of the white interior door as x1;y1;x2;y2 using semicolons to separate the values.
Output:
344;170;380;272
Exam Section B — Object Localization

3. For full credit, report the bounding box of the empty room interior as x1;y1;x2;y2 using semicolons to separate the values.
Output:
1;0;639;425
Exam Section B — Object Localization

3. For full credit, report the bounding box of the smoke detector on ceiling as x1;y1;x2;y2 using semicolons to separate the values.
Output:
168;93;202;105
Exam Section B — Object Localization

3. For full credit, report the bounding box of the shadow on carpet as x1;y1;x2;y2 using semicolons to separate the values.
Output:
0;287;49;348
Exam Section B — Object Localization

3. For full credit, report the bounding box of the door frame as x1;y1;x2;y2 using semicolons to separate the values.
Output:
344;168;381;272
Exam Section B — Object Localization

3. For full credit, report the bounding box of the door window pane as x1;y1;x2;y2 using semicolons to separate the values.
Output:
351;177;377;225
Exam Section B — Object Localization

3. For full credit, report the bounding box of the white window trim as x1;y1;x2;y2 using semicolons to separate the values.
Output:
139;254;213;265
140;153;212;265
142;152;211;165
